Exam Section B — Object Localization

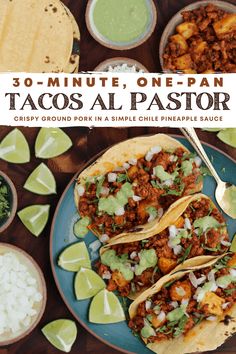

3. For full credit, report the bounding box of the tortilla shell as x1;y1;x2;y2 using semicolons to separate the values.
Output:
129;254;235;354
74;134;203;217
101;193;212;247
62;5;80;73
0;0;73;72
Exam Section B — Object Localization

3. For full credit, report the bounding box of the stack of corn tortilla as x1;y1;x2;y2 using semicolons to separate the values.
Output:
0;0;80;73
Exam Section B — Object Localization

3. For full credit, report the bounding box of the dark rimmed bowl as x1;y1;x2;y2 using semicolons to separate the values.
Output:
0;171;17;233
0;243;47;346
159;0;236;71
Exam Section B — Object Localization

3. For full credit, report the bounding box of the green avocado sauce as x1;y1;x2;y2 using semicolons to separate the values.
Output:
92;0;150;43
101;249;158;281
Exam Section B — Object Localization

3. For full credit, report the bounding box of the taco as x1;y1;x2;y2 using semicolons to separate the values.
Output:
74;134;203;240
128;253;236;354
97;194;230;298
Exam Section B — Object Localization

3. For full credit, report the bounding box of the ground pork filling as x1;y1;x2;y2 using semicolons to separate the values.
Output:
129;254;236;343
78;147;202;238
98;197;229;297
163;4;236;73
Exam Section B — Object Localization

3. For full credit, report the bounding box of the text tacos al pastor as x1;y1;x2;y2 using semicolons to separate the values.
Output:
74;134;203;240
129;253;236;354
98;194;230;298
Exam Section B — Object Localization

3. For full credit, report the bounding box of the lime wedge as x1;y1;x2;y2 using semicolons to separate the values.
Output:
217;128;236;148
58;242;91;272
230;234;236;252
203;128;222;132
74;267;105;300
0;128;30;163
89;289;125;324
24;163;56;195
42;319;77;353
18;204;50;236
35;128;72;159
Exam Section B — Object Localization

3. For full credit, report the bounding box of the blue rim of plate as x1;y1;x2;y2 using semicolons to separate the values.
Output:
50;135;236;354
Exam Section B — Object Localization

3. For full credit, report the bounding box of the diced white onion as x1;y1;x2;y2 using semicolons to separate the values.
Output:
158;208;164;218
207;270;216;283
163;179;173;187
102;271;112;280
210;282;218;292
197;276;206;286
107;173;117;183
129;158;137;165
130;251;137;260
89;240;101;253
100;186;109;196
157;311;166;322
230;269;236;278
133;195;142;202
148;214;156;223
181;299;189;306
76;184;85;197
189;272;198;288
169;155;175;162
145;300;152;311
131;266;136;272
176;287;186;297
194;289;205;303
184;218;192;230
194;156;202;167
221;240;231;247
206;316;217;322
145;152;153;162
151;146;162;154
170;301;178;309
137;282;144;286
174;245;182;255
123;163;130;170
100;234;110;244
115;207;125;216
222;302;231;309
169;225;177;239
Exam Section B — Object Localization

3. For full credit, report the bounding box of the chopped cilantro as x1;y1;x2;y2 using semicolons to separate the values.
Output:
0;177;10;222
117;173;130;183
96;176;105;198
178;245;192;263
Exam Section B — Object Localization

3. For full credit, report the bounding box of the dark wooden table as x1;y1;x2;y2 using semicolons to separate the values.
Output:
0;1;236;354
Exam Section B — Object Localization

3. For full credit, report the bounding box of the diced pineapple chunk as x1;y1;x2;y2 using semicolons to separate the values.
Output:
213;14;236;38
170;280;192;301
174;216;185;228
200;292;225;316
174;54;193;70
176;22;198;39
193;41;208;54
170;34;188;54
158;257;177;275
227;253;236;268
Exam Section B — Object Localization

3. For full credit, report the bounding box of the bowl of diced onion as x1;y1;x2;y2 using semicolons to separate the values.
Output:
94;57;149;73
0;243;47;345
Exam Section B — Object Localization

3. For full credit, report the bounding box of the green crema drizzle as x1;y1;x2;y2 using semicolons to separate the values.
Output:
98;182;134;216
101;249;157;281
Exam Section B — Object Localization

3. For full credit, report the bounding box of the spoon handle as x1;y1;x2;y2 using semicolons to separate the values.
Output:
180;128;222;184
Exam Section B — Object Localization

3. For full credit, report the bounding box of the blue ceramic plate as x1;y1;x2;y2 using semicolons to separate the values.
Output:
50;137;236;354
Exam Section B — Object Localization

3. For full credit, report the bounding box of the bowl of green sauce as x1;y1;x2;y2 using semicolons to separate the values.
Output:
0;171;17;233
86;0;157;50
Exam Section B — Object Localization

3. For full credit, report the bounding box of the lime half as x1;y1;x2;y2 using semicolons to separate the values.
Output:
58;242;91;272
42;319;77;353
0;128;30;163
217;128;236;148
18;204;50;236
230;234;236;252
89;289;125;324
24;163;56;195
35;128;72;159
74;267;105;300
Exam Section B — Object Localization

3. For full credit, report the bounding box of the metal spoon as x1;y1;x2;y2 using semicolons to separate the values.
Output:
180;127;236;219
